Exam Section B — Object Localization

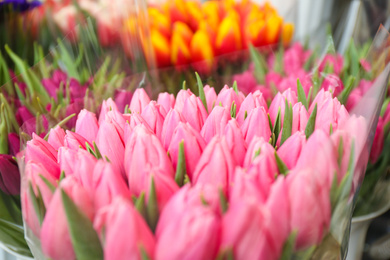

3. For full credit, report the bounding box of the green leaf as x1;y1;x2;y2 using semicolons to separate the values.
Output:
329;124;333;135
141;247;151;260
244;111;248;120
174;141;186;187
39;175;56;193
297;79;308;110
274;45;284;75
349;40;359;78
280;100;293;146
337;76;355;104
280;231;297;260
339;141;355;200
230;102;237;118
219;189;228;214
232;81;239;95
337;138;344;167
272;108;281;146
195;72;208;113
29;182;45;225
182;80;187;90
380;98;390;117
61;189;104;260
43;113;76;141
147;177;159;232
303;51;316;71
275;152;289;175
305;104;317;139
93;142;103;159
135;192;147;220
56;39;80;81
249;44;266;83
0;219;32;257
60;171;66;181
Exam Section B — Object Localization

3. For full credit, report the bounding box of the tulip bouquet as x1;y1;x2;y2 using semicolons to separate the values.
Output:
18;55;390;260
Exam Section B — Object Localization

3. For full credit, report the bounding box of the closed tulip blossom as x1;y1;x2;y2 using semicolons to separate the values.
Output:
75;109;99;144
125;125;174;196
224;119;247;166
47;126;66;151
141;101;167;139
201;106;231;143
240;107;271;144
277;131;306;169
216;85;243;112
174;89;193;113
94;197;156;260
0;155;20;195
168;122;206;179
41;176;94;260
236;91;268;126
161;108;186;150
182;94;208;132
63;130;91;150
203;85;218;112
129;88;151;114
157;92;175;114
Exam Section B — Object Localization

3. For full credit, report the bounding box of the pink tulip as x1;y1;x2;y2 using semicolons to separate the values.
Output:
129;88;151;114
98;98;120;125
94;197;155;260
128;113;152;133
124;125;174;196
141;101;166;139
25;133;60;178
321;74;344;97
265;71;282;90
22;161;58;237
47;126;66;151
287;168;330;249
157;92;175;113
168;122;206;179
232;70;258;95
236;91;268;126
182;94;208;132
174;89;193;113
345;89;362;111
156;184;220;238
243;136;270;168
221;198;277;260
201;106;231;143
240;107;271;144
277;131;306;169
224;119;247;166
96;120;126;178
229;168;266;204
315;96;349;134
204;85;218;112
64;130;91;150
0;155;20;195
276;71;312;96
161;108;185;150
114;89;133;113
216;85;242;112
156;205;220;260
75;109;99;144
309;89;333;112
41;176;94;260
71;149;98;195
292;102;309;134
294;130;338;191
93;161;131;211
319;54;344;75
58;147;78;176
192;136;236;196
265;176;290;257
268;89;297;125
283;42;307;75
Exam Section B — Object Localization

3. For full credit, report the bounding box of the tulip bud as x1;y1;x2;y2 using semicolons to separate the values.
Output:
94;197;155;260
315;96;349;134
292;102;309;134
236;91;268;125
75;109;99;144
141;101;166;139
124;125;174;196
64;130;91;150
268;89;297;125
47;126;66;151
93;161;131;211
182;94;208;132
215;10;242;55
129;88;151;114
161;108;185;150
168;122;206;179
98;98;120;125
8;133;20;156
321;74;344;97
71;149;98;195
277;131;306;169
157;92;175;114
203;85;217;112
156;205;220;260
174;89;193;113
229;168;266;205
151;28;171;68
41;176;94;260
114;89;133;113
190;29;214;75
216;85;243;112
22;161;58;237
96;120;126;178
0;155;20;195
25;133;60;178
224;119;247;166
201;106;231;143
192;136;236;195
240;107;271;144
319;54;344;75
287;168;331;249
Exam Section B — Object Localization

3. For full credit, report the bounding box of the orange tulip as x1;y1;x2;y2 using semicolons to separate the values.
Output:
190;29;214;74
244;19;266;48
169;0;188;24
265;15;283;45
171;30;191;67
172;21;193;46
215;11;242;55
282;23;294;47
151;28;171;67
202;1;220;32
185;1;203;31
148;7;172;39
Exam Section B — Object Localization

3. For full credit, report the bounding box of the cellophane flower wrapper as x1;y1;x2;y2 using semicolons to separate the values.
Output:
11;11;390;259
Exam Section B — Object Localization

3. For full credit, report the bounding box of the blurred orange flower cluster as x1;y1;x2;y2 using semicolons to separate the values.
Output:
141;0;294;74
